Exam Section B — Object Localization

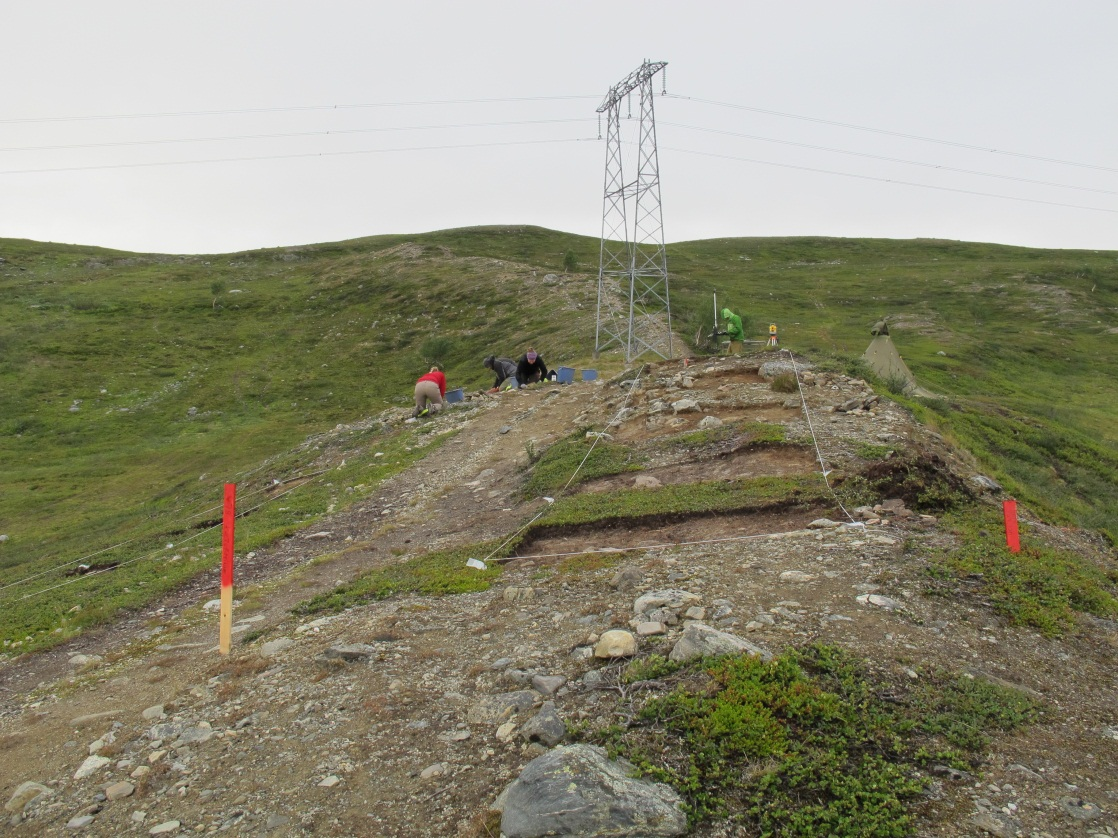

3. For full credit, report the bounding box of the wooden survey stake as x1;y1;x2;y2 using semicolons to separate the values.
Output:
219;483;236;654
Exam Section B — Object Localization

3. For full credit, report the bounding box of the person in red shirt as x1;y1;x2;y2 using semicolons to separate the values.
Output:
413;365;447;418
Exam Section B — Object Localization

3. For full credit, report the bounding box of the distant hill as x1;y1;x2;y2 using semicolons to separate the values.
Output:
0;227;1115;650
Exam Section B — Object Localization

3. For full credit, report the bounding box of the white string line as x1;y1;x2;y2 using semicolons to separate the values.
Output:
479;367;648;565
783;349;859;525
17;478;317;601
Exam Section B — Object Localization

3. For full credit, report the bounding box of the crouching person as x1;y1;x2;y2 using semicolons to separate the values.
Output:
413;365;446;418
483;355;519;393
515;348;549;388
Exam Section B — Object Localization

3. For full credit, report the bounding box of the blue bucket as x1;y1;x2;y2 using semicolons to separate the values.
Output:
581;369;598;381
556;366;575;384
445;387;464;404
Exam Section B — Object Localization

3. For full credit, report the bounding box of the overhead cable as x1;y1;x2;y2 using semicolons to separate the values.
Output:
0;117;595;154
661;121;1118;198
666;93;1118;175
662;145;1118;215
0;95;598;126
0;137;598;177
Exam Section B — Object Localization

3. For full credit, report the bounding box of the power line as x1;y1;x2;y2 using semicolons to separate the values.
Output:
0;95;598;126
666;93;1118;175
661;121;1118;198
663;144;1118;215
0;117;595;154
0;137;598;177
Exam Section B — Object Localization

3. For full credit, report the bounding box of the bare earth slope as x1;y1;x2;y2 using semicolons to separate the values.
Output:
1;355;1115;837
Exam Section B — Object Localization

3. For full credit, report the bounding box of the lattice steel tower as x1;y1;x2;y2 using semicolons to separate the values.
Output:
595;60;673;363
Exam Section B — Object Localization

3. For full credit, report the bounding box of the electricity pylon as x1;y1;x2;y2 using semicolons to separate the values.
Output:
595;60;673;363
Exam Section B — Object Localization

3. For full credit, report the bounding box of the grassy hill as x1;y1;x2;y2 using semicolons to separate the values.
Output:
0;227;1115;652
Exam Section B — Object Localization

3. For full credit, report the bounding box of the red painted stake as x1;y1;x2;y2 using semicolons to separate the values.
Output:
1002;499;1020;553
219;483;236;654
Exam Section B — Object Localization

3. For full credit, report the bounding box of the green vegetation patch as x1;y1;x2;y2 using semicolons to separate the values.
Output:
293;537;511;615
589;644;1041;836
524;435;645;497
857;453;974;512
668;420;788;452
925;506;1118;636
541;474;829;528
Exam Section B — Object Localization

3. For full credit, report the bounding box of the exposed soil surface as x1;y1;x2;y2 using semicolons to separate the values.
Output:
1;354;1115;837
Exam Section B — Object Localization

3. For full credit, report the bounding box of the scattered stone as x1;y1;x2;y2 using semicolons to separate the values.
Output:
202;599;222;613
1060;797;1102;820
671;398;700;414
105;781;135;801
499;745;686;838
806;518;840;529
5;782;52;813
530;674;566;696
636;622;666;637
420;763;449;780
519;701;566;747
683;606;706;621
970;812;1020;837
174;724;214;746
594;630;638;659
611;566;644;591
1006;763;1043;781
260;637;295;657
633;589;701;615
131;766;151;780
931;764;972;781
856;593;903;610
633;474;662;489
141;704;165;721
467;691;537;725
67;815;95;829
318;775;341;788
265;814;290;829
148;821;181;835
496;722;518;742
697;415;723;429
499;426;512;435
503;587;536;602
669;623;772;663
74;755;111;780
779;570;816;583
131;811;147;824
971;475;1002;492
322;643;374;662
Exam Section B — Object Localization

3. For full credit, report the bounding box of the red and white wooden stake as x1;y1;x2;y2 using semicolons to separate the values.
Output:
219;483;236;654
1002;498;1021;553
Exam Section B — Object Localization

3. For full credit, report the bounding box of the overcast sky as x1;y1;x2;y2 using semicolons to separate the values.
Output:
3;1;1117;255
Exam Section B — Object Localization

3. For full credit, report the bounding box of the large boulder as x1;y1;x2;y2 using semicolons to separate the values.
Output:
499;744;686;837
668;623;773;663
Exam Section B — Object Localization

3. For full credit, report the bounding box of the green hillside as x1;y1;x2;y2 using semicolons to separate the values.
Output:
1;227;1116;652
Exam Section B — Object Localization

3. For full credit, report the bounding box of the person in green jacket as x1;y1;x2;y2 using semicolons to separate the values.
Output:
720;308;745;354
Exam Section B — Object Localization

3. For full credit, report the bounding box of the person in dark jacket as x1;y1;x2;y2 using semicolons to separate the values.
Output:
515;348;548;387
483;355;519;393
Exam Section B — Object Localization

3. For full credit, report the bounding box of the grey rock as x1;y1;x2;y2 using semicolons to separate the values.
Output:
148;821;181;835
519;701;567;747
669;623;773;663
467;691;538;725
670;398;700;414
632;474;662;489
489;657;515;670
501;669;534;687
175;725;214;746
265;814;290;829
969;812;1020;837
636;622;666;637
504;587;536;602
531;674;567;696
499;425;512;435
697;415;723;429
611;566;645;591
67;815;95;829
758;359;798;379
645;607;678;625
500;744;686;838
856;593;903;610
141;704;165;721
633;589;701;616
779;570;815;583
105;781;135;801
971;474;1002;492
73;755;111;779
1005;763;1043;781
322;643;375;662
581;669;610;689
149;722;181;741
259;637;295;657
4;782;52;813
1060;796;1102;820
420;762;448;780
806;518;841;529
